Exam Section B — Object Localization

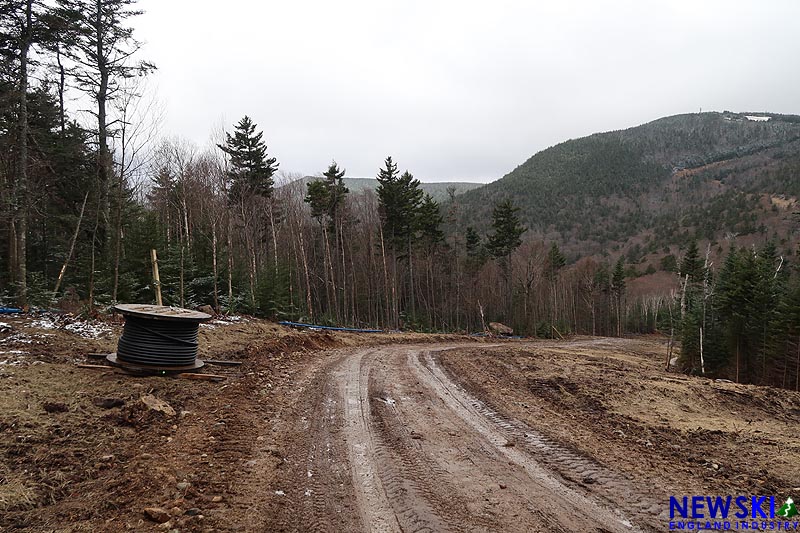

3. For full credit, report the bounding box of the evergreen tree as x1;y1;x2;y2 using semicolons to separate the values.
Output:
415;194;444;250
322;161;348;223
465;227;481;257
306;161;349;229
218;116;278;203
612;257;626;336
486;200;525;260
680;240;703;282
375;157;423;251
304;179;330;222
487;200;525;318
547;242;566;281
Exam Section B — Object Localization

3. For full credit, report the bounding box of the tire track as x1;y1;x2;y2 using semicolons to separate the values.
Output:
417;348;666;530
338;349;403;533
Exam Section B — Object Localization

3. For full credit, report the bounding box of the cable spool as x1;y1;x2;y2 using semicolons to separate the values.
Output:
109;304;211;372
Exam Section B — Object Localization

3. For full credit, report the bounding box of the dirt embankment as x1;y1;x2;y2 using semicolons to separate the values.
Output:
438;337;800;501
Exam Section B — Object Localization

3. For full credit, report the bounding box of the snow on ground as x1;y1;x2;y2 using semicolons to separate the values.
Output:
201;315;251;329
63;321;112;339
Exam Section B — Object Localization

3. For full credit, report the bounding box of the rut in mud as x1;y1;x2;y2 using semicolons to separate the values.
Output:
288;345;665;532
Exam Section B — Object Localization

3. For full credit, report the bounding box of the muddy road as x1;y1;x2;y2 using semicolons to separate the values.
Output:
4;323;800;531
265;344;662;532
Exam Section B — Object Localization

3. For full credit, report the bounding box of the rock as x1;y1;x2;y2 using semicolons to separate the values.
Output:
499;483;508;489
140;395;176;416
100;454;115;462
169;506;183;517
410;431;423;440
176;482;191;491
43;402;69;413
185;508;202;516
93;397;125;409
197;305;214;316
211;495;223;503
144;507;171;523
502;440;515;447
489;322;513;335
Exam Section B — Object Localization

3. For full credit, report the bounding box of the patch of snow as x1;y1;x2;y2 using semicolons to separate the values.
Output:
275;490;285;496
0;321;12;329
64;321;111;339
1;332;33;344
745;115;770;122
374;396;396;406
30;318;57;329
201;315;250;329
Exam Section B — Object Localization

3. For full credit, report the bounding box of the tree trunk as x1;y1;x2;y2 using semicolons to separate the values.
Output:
14;0;32;308
211;221;219;311
227;217;234;312
297;225;313;320
54;192;89;295
95;0;112;251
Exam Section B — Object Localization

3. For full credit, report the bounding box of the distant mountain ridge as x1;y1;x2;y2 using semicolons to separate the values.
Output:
285;176;483;202
453;111;800;268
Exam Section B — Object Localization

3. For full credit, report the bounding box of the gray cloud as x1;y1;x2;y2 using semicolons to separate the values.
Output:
134;0;800;182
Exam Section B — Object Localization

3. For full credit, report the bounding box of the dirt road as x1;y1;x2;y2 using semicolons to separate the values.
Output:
5;322;800;531
268;344;661;532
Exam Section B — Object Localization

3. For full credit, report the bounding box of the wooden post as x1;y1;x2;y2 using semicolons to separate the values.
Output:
151;249;163;306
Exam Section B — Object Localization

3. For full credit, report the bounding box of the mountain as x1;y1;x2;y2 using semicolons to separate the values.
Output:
454;111;800;266
284;176;482;202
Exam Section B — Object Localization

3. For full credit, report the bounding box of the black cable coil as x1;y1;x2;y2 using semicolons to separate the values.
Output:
117;315;200;367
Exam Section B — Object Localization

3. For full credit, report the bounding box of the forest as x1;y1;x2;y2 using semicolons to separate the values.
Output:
1;0;799;389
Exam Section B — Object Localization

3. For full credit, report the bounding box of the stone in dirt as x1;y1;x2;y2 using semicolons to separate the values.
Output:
144;507;171;523
43;401;69;413
489;322;513;335
93;397;125;409
141;394;176;416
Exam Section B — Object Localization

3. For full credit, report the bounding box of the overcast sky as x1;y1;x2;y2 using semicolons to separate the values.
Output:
133;0;800;183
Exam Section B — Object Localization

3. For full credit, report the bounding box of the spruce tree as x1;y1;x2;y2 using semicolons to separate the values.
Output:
415;194;444;250
322;161;348;224
487;200;525;319
375;157;423;251
465;227;481;257
486;200;525;260
218;116;278;203
680;240;703;282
